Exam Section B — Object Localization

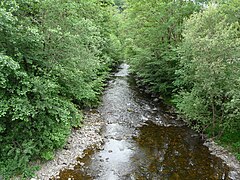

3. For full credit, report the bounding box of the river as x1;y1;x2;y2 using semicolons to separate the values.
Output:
57;64;229;180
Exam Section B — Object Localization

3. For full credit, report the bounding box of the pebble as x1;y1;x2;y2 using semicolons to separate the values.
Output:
153;98;159;102
115;137;123;141
127;108;133;112
229;171;240;180
80;162;84;166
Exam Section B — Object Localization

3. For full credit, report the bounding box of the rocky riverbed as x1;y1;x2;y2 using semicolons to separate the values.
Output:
32;110;104;180
55;64;240;180
32;64;240;180
33;117;240;180
204;139;240;179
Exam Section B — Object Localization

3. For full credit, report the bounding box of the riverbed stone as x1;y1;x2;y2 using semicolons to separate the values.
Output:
153;98;159;102
204;139;240;179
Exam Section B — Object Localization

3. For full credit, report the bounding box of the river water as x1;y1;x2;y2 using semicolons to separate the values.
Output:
57;64;229;180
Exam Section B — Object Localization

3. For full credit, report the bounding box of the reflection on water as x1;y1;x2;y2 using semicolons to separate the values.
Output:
57;64;229;180
132;121;228;179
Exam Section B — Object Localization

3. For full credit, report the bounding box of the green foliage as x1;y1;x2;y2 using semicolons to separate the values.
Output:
174;2;240;137
114;0;125;6
122;0;201;97
218;131;240;160
0;0;121;178
121;0;240;160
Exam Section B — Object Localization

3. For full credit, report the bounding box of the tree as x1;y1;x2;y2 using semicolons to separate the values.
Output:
174;2;240;138
0;0;121;178
121;0;201;97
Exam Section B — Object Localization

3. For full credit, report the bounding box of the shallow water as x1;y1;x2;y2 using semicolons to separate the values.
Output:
57;64;229;180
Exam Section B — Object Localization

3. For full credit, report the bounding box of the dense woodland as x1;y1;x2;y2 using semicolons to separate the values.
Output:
0;0;239;178
122;0;240;162
0;0;121;178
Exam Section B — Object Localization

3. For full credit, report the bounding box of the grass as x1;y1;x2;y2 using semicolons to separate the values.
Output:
217;131;240;161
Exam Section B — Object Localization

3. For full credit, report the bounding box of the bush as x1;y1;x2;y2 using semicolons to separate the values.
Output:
0;0;121;178
174;2;240;136
121;0;201;97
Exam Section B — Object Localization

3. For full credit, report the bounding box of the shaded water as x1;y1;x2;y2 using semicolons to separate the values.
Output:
57;64;229;180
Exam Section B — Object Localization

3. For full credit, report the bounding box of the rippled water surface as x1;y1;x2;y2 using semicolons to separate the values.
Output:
58;64;229;180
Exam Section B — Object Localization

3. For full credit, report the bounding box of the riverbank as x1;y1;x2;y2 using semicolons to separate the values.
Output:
132;75;240;179
204;139;240;179
32;110;104;180
55;64;238;179
33;64;240;179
